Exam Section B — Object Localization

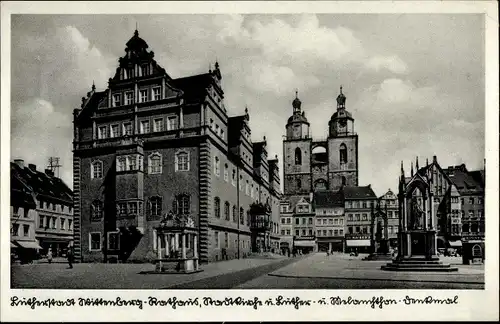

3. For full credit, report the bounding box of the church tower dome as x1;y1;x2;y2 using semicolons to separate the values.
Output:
329;85;354;137
286;90;310;140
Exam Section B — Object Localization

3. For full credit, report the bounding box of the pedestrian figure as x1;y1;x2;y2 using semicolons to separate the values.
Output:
67;243;74;269
47;248;53;264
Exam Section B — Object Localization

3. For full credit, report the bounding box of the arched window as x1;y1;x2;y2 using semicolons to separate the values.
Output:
246;210;251;226
240;207;244;224
231;169;236;186
296;178;302;189
295;148;302;165
339;144;347;164
173;194;190;215
223;163;229;182
214;197;220;218
232;205;237;222
175;151;190;171
224;201;230;221
148;152;162;174
91;200;103;220
91;160;103;179
214;156;220;176
149;196;162;217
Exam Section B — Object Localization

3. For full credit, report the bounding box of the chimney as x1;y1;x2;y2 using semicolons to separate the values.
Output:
14;159;25;168
45;169;54;177
433;155;437;163
28;164;37;172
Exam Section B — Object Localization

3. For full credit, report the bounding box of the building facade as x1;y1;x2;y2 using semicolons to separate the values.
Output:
343;186;378;253
72;30;281;263
11;160;73;259
444;163;485;255
378;189;400;248
314;190;345;252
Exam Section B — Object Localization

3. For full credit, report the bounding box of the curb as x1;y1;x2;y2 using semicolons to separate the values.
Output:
267;273;485;285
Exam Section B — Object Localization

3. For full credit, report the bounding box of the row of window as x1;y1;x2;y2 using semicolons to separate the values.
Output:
213;157;265;200
346;226;399;235
11;223;30;237
213;231;251;250
89;232;119;251
316;229;344;237
209;119;225;140
90;195;191;220
97;116;178;140
39;215;73;231
90;151;190;179
280;200;380;214
36;201;72;214
316;218;345;226
213;197;248;226
111;85;161;108
117;64;151;82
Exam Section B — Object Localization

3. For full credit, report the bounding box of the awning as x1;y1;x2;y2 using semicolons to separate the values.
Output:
346;239;371;247
294;240;315;247
10;242;17;248
16;241;43;250
449;240;462;247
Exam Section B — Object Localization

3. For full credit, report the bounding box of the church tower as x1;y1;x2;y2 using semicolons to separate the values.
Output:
327;86;359;191
283;91;312;195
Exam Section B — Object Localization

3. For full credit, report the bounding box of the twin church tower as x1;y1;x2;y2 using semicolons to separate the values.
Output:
283;87;359;195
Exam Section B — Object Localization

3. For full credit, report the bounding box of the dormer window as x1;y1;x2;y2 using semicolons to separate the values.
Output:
141;65;148;77
113;94;121;107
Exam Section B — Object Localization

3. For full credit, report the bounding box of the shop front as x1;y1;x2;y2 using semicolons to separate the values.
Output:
345;234;371;254
317;237;344;253
293;237;316;255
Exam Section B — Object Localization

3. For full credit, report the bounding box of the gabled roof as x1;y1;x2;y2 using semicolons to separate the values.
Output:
10;162;73;205
342;185;377;200
172;73;212;104
313;190;344;208
444;166;484;195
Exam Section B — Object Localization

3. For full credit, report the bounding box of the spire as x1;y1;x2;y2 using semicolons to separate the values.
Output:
292;88;302;112
416;156;419;170
400;160;404;176
336;85;346;109
91;80;96;91
411;161;414;177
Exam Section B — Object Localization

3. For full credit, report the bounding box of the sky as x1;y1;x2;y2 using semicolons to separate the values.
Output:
10;14;485;196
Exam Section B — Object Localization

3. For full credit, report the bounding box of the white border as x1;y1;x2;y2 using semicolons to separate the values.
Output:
1;1;499;322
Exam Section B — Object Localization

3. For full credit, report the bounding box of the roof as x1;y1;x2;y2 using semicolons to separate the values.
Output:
330;110;353;120
342;185;377;200
313;190;344;208
172;73;212;104
11;162;73;205
444;167;484;195
282;195;311;212
228;115;247;148
287;112;309;124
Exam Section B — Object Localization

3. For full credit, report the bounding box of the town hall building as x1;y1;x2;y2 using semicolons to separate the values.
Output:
72;30;281;264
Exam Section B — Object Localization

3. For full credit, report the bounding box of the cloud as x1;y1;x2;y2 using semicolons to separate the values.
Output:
365;55;408;74
214;14;407;75
11;99;73;187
